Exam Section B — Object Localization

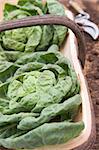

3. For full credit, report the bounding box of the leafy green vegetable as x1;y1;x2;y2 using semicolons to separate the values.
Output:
18;94;81;130
0;46;84;149
0;61;19;83
47;0;68;45
0;121;84;149
0;0;84;149
3;51;23;62
0;0;68;59
36;25;53;51
0;113;38;127
25;26;42;52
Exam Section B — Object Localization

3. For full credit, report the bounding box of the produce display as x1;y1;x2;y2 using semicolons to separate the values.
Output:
0;0;84;149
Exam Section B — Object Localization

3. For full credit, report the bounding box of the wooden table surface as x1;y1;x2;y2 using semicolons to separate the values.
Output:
0;0;99;149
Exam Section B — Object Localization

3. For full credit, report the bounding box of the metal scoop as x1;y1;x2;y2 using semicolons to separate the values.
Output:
69;0;99;40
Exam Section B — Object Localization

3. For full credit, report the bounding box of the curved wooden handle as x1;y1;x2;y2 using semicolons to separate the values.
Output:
0;15;86;67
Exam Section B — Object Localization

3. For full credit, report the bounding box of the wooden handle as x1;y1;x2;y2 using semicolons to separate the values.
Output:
69;0;85;14
0;15;86;67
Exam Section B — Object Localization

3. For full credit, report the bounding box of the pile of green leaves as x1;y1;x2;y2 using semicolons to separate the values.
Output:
0;0;84;149
0;0;68;57
0;45;84;149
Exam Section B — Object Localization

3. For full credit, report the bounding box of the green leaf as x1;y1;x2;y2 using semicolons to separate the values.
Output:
0;121;84;149
18;94;81;130
4;51;23;62
47;0;68;45
18;0;47;13
16;48;59;65
32;76;72;112
0;1;84;149
3;36;25;52
0;82;9;99
15;62;44;75
25;26;42;52
18;2;43;15
2;0;68;57
0;61;19;83
3;3;18;20
36;25;53;51
0;113;38;127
